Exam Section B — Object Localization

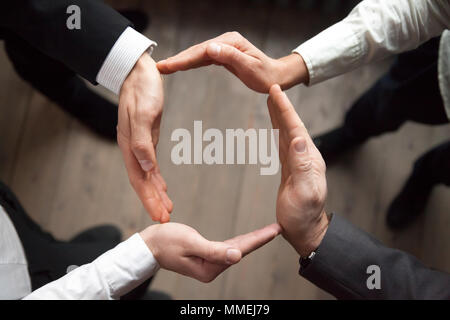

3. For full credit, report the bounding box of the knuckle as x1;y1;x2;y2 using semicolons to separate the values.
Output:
136;107;157;122
294;159;312;172
129;173;145;188
131;140;150;155
231;31;242;38
225;31;242;40
206;244;217;260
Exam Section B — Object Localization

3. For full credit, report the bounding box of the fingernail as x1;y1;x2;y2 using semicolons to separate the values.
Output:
139;160;153;172
226;249;241;264
208;43;221;56
294;139;306;153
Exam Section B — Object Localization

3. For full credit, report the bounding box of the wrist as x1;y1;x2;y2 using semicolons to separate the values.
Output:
276;53;309;89
293;211;329;257
122;52;156;91
139;225;160;261
135;52;155;70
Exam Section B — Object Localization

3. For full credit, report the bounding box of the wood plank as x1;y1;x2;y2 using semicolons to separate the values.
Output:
147;0;271;299
9;91;72;229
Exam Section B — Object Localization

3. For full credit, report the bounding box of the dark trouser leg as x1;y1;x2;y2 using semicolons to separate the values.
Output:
343;37;450;229
0;182;151;298
3;35;118;140
314;37;449;163
387;141;450;229
343;36;448;141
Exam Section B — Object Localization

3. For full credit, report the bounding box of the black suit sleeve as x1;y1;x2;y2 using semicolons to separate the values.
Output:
300;214;450;299
0;0;131;83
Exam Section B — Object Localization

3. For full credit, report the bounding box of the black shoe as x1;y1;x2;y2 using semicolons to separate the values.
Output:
313;127;366;164
118;10;150;32
70;225;122;244
386;172;434;230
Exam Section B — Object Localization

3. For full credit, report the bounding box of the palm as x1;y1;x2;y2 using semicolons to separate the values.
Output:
267;85;327;246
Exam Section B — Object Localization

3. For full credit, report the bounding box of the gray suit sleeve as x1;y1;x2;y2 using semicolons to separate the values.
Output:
300;214;450;299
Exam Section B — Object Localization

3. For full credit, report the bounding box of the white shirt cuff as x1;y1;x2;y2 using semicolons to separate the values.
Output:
293;21;361;86
96;27;157;94
94;233;160;299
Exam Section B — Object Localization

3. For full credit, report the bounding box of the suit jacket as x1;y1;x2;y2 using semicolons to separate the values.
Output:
0;0;131;84
300;214;450;299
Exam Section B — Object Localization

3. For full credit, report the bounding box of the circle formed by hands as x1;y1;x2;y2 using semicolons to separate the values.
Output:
117;32;329;283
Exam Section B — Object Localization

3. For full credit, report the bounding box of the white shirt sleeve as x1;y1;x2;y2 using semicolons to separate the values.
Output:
96;27;157;94
294;0;450;85
0;206;32;300
23;233;159;300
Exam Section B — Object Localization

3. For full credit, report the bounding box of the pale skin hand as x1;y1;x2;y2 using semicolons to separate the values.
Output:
267;84;329;257
140;222;281;283
157;31;309;93
118;53;173;223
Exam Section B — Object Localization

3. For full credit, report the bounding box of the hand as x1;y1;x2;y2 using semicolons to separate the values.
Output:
267;85;328;257
140;222;281;283
118;53;173;223
157;32;309;93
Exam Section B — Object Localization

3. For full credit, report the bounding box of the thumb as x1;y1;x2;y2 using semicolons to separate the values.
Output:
288;137;312;185
191;239;242;265
131;132;157;172
206;42;254;69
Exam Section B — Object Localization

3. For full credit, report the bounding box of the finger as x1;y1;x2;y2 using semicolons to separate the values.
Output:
268;95;289;182
151;174;173;213
188;236;242;265
287;137;312;185
225;223;281;257
151;114;161;148
139;170;170;222
156;32;233;73
267;95;288;159
141;186;167;222
117;135;167;222
267;94;291;148
129;128;172;218
266;96;280;131
188;225;281;283
269;84;309;142
154;170;168;192
129;136;172;218
130;120;158;173
157;31;256;74
204;42;258;71
157;58;213;74
159;207;171;224
149;170;172;213
157;43;212;74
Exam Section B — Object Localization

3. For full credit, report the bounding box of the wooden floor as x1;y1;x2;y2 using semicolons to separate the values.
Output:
0;0;449;299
